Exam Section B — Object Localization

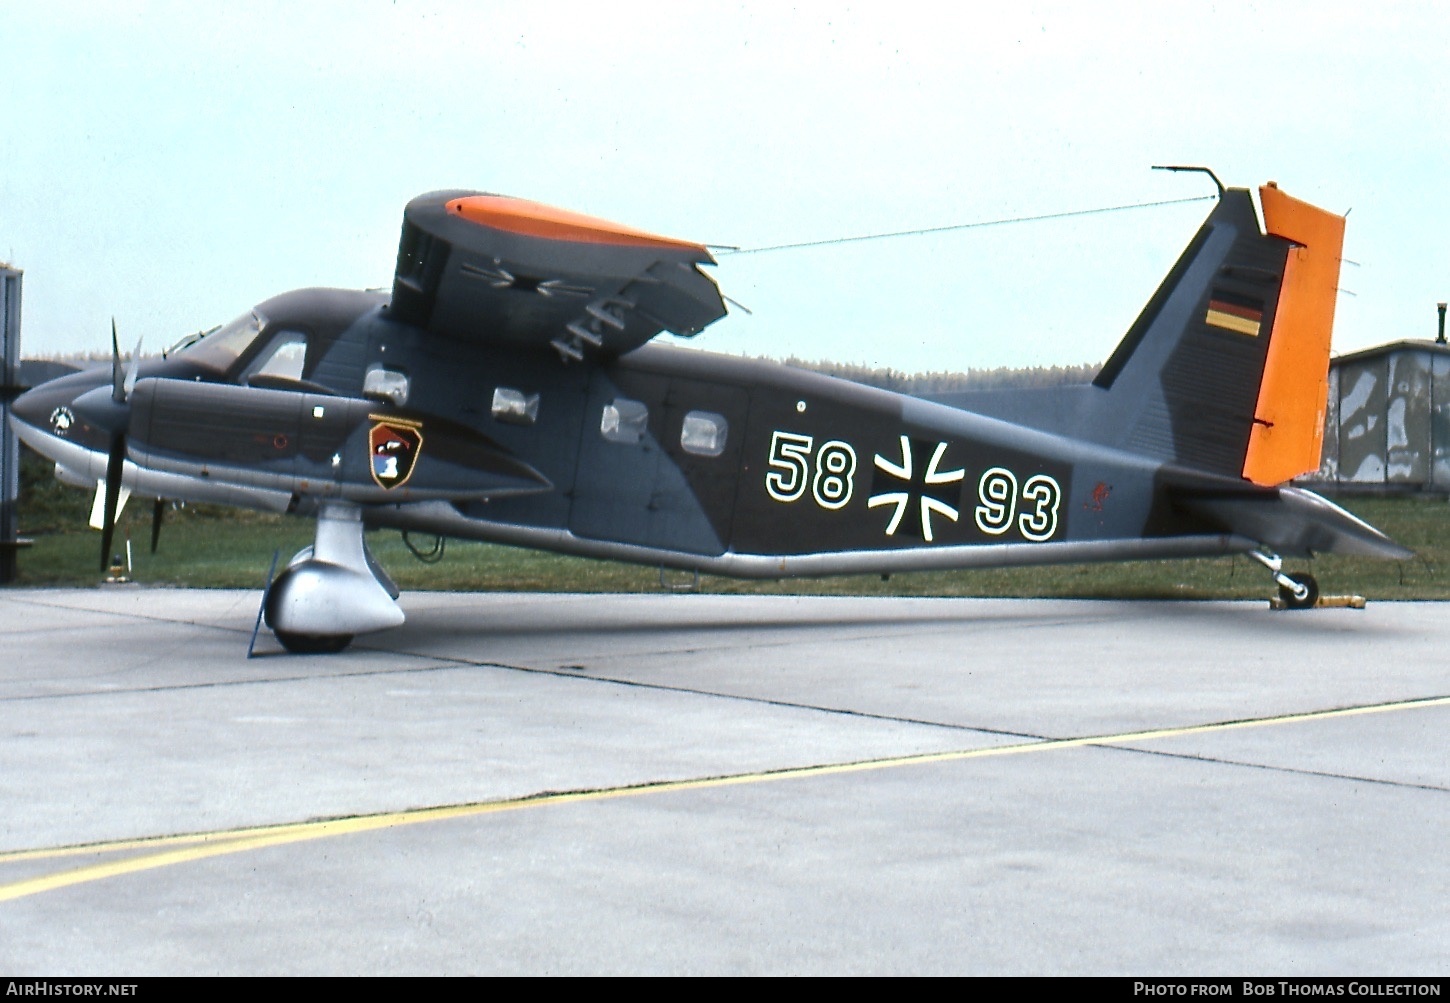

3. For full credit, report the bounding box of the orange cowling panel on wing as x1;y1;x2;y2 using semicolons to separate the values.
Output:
446;195;707;254
1242;184;1346;486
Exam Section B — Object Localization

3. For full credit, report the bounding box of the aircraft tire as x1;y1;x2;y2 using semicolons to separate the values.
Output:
274;630;354;655
1278;573;1319;610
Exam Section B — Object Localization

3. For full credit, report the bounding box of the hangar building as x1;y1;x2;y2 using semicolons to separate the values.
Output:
1307;333;1450;494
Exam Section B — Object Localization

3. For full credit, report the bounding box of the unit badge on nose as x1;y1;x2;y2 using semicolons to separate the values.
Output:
49;406;75;436
369;417;423;489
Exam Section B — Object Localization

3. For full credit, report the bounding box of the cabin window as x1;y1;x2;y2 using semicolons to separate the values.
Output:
492;387;540;426
365;365;411;406
680;410;728;457
600;398;648;444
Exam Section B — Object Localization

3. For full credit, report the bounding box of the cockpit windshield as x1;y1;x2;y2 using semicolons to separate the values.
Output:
168;310;268;372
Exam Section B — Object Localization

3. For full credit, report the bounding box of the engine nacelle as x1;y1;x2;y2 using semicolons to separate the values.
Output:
126;378;550;503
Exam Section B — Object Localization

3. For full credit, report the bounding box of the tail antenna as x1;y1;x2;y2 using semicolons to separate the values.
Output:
1153;165;1225;198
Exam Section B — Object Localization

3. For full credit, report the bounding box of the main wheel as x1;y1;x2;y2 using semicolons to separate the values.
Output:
274;630;354;655
1277;572;1319;610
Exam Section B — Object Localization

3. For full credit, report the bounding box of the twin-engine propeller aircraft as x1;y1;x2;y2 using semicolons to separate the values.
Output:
11;176;1410;652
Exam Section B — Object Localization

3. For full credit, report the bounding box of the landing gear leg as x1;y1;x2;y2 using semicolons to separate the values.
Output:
1248;548;1319;610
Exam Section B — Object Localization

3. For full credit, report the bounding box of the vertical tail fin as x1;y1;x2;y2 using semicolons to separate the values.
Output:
1091;184;1344;485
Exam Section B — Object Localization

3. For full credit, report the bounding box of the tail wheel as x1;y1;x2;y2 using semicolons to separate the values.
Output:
274;631;354;655
1278;572;1319;610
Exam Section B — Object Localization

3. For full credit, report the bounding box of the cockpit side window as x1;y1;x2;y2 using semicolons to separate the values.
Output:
248;331;309;383
172;311;267;373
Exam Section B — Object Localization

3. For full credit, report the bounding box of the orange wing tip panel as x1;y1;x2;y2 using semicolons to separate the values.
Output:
1242;185;1347;486
446;195;707;254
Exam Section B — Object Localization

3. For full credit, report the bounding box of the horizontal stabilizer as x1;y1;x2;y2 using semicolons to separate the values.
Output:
1173;483;1412;559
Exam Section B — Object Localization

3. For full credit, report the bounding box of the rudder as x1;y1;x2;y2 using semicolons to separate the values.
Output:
1242;184;1346;485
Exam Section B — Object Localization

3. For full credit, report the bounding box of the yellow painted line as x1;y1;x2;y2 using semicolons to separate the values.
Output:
3;693;1448;903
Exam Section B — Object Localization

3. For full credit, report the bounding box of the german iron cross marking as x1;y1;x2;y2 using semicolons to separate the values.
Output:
867;436;964;542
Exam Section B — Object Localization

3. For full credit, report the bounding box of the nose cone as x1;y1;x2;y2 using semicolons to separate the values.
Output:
10;368;111;453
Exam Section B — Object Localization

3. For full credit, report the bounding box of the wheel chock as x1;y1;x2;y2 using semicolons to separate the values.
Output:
1268;593;1366;610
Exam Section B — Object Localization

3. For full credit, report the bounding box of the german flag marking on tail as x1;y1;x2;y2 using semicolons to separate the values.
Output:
1205;290;1265;336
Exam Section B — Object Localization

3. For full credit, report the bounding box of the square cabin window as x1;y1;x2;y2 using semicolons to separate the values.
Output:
680;410;727;457
364;365;410;406
491;386;540;426
600;398;649;445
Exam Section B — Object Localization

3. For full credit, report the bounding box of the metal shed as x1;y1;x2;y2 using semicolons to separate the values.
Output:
1305;339;1450;494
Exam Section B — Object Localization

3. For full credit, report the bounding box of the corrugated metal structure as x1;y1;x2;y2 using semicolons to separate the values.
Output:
1;266;23;582
1305;339;1450;493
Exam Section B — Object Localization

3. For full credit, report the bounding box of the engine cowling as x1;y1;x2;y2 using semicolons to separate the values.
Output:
125;378;550;503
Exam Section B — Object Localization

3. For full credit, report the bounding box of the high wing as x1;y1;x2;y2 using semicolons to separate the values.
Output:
388;191;728;362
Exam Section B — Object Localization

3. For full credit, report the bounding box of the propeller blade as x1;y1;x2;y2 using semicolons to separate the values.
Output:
99;432;125;573
124;337;143;399
111;318;124;403
150;498;164;554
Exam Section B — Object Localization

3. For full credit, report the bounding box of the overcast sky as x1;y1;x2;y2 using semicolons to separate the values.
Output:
3;1;1446;374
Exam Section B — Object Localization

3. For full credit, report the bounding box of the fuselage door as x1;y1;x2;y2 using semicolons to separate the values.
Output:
570;369;749;556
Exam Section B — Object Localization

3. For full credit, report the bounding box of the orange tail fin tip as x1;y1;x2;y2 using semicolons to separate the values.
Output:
1242;184;1346;486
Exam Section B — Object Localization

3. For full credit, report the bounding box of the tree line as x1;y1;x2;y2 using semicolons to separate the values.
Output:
774;357;1099;394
